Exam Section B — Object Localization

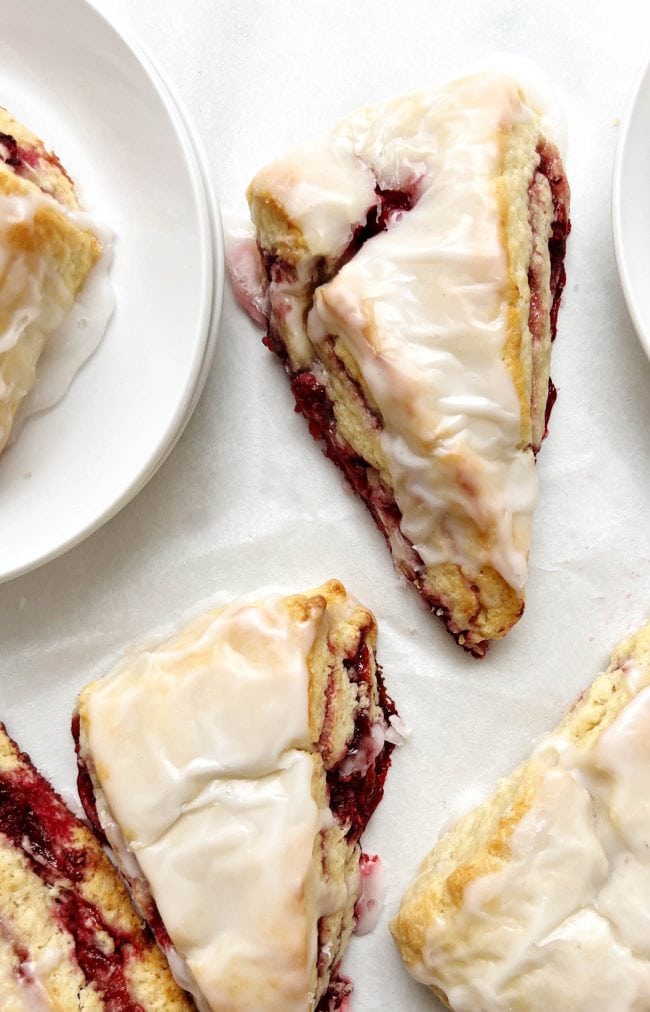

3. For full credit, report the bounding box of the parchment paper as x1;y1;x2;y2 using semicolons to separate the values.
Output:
2;1;650;1009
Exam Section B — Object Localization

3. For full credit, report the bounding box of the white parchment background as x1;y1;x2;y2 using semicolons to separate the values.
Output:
2;1;650;1009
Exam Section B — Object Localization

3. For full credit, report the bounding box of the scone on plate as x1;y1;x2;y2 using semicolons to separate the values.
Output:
74;580;398;1012
237;72;570;656
0;722;192;1010
0;107;100;454
391;621;650;1011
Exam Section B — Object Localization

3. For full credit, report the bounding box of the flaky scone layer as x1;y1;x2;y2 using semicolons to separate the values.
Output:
0;723;192;1011
75;580;396;1012
392;622;650;1012
243;73;570;655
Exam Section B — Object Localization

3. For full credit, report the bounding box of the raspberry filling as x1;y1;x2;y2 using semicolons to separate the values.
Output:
326;628;396;844
0;132;39;174
0;726;148;1011
540;142;571;342
313;627;396;1011
339;185;417;269
0;127;75;198
0;132;23;169
533;139;571;442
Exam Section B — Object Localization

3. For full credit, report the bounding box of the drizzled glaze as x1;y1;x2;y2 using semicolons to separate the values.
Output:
248;73;571;591
81;595;356;1012
306;75;540;589
414;675;650;1011
0;188;113;452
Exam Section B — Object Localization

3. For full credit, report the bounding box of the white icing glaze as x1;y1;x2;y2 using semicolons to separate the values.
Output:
384;712;410;746
337;721;385;778
19;948;63;1012
139;755;323;1010
0;188;113;451
415;674;650;1011
254;136;377;257
164;947;211;1012
310;75;539;588
0;191;71;354
93;786;142;881
90;777;211;1012
253;73;555;588
12;216;114;429
84;595;340;1012
462;54;568;159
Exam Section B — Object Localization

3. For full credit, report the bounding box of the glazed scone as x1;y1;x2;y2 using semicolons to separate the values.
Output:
236;72;570;656
391;621;650;1011
0;722;193;1011
0;107;100;454
74;580;398;1012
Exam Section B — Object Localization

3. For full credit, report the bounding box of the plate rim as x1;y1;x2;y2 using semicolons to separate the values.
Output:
103;20;225;506
0;0;223;584
612;51;650;360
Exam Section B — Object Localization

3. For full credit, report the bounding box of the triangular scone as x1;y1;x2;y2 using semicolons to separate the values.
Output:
241;73;570;655
392;621;650;1011
0;722;192;1010
74;580;398;1012
0;107;100;454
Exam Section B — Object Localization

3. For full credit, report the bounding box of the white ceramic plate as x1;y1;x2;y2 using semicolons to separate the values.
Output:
0;0;223;582
613;55;650;359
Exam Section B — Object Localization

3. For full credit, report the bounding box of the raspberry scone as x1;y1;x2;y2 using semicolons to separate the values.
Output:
74;580;398;1011
238;72;570;656
0;107;101;454
0;722;192;1010
391;621;650;1011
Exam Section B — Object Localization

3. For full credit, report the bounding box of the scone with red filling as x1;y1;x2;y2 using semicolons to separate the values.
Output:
0;722;192;1010
0;107;100;454
392;622;650;1011
235;72;570;655
74;580;398;1012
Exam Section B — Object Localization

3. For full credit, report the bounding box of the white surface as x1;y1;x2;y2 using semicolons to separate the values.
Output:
613;54;650;360
0;0;221;580
2;2;650;1011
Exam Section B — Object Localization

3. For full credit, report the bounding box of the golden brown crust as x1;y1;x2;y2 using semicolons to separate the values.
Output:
246;185;307;264
420;561;524;650
0;165;100;290
391;621;650;999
